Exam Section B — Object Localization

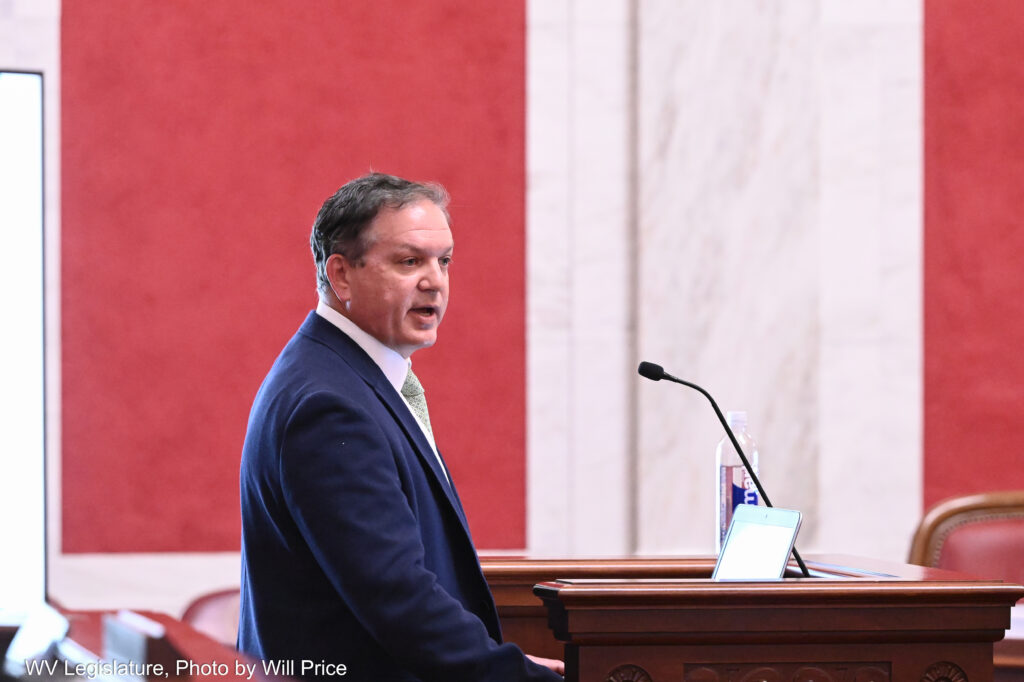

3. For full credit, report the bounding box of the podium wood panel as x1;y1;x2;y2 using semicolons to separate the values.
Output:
482;556;711;660
483;555;1024;682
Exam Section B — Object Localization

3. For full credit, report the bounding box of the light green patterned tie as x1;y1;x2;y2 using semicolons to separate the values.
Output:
401;369;433;438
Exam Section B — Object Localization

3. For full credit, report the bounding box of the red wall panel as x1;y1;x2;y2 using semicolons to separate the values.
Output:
925;0;1024;507
61;1;525;551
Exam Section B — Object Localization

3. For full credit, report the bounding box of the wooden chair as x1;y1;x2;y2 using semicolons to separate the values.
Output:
180;587;241;646
908;490;1024;588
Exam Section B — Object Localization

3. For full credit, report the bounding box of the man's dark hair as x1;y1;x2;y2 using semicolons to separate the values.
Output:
311;172;450;294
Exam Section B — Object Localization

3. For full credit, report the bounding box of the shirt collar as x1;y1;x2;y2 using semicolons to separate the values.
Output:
315;299;410;393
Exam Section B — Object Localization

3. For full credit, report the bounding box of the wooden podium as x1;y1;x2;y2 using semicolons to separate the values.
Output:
482;555;1024;682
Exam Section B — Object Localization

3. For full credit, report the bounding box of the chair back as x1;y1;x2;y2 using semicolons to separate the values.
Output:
180;588;241;646
908;490;1024;588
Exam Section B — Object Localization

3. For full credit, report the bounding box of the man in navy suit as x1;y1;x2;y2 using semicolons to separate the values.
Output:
238;173;563;681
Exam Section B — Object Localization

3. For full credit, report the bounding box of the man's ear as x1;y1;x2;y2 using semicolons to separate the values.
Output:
325;253;354;303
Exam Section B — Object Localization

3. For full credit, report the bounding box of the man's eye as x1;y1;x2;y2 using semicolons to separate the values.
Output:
439;257;452;267
400;258;418;266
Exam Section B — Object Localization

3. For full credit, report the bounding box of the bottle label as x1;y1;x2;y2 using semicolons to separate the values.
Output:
731;481;759;510
718;465;759;548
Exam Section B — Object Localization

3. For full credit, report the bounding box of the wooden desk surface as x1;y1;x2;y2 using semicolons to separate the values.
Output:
998;636;1024;670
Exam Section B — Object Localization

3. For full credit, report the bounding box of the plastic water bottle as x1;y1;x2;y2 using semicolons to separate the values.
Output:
715;411;759;553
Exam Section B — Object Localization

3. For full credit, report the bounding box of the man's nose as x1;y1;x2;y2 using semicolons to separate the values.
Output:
418;262;444;290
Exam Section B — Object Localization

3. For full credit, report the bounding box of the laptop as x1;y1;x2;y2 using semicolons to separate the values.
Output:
712;504;802;581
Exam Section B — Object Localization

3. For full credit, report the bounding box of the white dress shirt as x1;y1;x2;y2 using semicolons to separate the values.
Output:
315;300;450;485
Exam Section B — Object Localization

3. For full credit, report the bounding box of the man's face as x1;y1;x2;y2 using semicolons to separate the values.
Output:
333;200;453;358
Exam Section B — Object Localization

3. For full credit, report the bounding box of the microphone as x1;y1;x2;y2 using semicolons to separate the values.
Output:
637;361;810;577
637;361;665;382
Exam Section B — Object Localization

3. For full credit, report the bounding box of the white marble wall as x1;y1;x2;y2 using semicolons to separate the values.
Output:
527;0;636;555
528;0;922;560
636;1;822;553
816;0;922;559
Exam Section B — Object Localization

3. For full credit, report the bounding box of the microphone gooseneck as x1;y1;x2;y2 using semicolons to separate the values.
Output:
636;360;810;578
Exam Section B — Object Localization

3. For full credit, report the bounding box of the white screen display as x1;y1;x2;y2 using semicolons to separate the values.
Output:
713;506;801;581
0;71;46;616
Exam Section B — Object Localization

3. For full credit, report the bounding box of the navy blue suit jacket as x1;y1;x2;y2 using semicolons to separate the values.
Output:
238;312;560;681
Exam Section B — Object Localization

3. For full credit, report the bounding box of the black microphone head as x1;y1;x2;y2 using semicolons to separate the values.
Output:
637;361;665;381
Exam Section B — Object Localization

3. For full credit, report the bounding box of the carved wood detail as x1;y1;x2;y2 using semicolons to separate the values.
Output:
606;663;653;682
920;661;967;682
681;662;891;682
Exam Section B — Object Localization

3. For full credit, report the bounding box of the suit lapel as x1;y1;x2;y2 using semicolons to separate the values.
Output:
368;382;472;530
298;312;473;536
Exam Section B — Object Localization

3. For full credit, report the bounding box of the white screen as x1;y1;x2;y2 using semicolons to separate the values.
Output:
713;507;801;581
0;71;47;616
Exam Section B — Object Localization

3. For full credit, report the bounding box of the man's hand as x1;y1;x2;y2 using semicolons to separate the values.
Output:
526;654;565;675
